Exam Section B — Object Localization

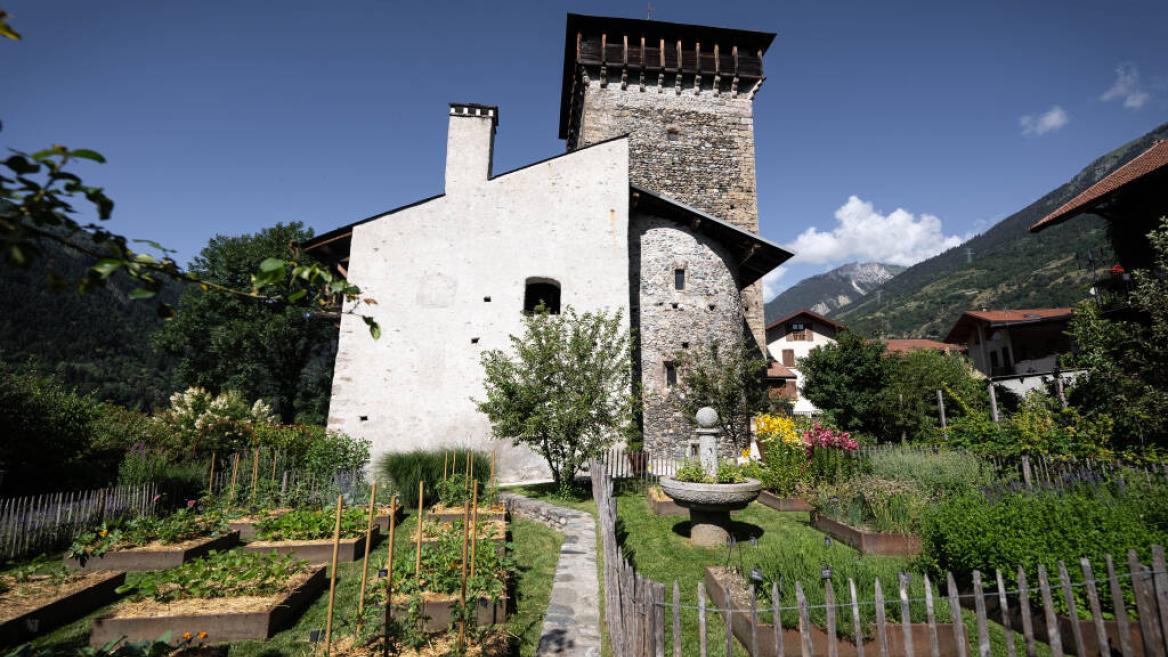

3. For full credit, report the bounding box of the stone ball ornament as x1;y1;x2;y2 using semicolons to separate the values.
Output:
695;407;719;428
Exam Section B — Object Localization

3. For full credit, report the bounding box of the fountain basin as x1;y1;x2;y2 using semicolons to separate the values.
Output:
658;477;762;547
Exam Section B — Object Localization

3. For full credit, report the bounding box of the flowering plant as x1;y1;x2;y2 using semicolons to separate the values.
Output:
755;414;801;447
802;422;859;452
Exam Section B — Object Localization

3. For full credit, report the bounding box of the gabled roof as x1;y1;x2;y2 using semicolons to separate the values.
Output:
1030;140;1168;233
764;308;845;332
883;338;965;355
764;361;796;379
630;185;792;287
944;308;1073;343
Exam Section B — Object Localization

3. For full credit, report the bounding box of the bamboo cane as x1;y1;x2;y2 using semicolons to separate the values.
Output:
443;451;449;481
457;493;471;650
323;495;343;656
249;447;260;505
229;453;241;504
356;481;377;628
270;450;277;483
415;481;424;577
489;449;496;488
207;452;216;496
384;494;398;642
470;482;479;578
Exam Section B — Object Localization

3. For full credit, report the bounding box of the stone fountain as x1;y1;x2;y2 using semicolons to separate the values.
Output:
658;407;761;546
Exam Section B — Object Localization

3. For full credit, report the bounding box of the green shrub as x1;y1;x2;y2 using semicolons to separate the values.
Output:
868;448;1002;494
673;459;745;484
813;475;926;534
377;449;490;507
920;477;1168;590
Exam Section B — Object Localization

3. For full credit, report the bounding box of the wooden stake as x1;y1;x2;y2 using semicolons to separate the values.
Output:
457;494;471;649
357;481;377;627
207;452;216;496
323;495;343;656
384;495;398;642
229;453;241;504
444;451;449;481
250;447;260;505
490;449;496;488
415;481;424;577
470;482;479;578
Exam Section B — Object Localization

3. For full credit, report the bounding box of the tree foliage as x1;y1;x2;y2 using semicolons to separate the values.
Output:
670;338;770;452
153;223;337;423
476;306;634;493
799;331;892;436
1064;217;1168;450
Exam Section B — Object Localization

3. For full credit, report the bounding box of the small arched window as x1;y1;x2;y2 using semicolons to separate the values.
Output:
523;277;561;314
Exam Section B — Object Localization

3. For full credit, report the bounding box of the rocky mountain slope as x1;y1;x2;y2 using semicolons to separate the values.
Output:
764;262;905;321
832;121;1168;338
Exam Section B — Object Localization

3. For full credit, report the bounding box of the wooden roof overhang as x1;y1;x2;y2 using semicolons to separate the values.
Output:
630;184;792;288
559;13;776;139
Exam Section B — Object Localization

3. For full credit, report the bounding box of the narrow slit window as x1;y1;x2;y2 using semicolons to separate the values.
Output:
665;361;677;387
674;268;686;290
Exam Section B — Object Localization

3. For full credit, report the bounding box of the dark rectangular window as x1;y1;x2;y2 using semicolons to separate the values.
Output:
674;269;686;290
665;362;677;387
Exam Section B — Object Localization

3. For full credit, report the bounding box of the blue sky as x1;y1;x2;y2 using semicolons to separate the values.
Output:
4;1;1167;298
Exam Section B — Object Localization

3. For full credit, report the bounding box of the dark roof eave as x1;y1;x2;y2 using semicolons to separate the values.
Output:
629;184;793;287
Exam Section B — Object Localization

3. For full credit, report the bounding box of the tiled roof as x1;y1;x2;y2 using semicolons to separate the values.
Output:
883;339;965;354
765;362;796;379
1031;140;1168;232
964;308;1073;324
765;308;845;332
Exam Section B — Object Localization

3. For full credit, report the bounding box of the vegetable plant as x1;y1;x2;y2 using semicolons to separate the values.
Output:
116;549;311;602
253;506;369;541
68;508;226;565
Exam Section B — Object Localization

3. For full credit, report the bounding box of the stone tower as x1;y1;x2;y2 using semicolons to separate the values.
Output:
559;14;776;349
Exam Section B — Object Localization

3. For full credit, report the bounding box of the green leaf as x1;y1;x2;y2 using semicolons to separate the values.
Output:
4;155;38;175
91;258;123;278
128;288;157;300
259;257;286;272
363;316;381;340
286;289;307;303
70;149;107;163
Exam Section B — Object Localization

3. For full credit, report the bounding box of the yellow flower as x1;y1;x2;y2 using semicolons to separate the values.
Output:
197;631;208;641
182;632;193;642
98;529;108;538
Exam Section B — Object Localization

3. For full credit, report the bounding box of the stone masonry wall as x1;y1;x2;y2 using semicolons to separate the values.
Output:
574;78;766;350
632;212;746;457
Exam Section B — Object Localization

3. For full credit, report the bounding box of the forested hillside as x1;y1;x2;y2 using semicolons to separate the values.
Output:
834;122;1168;338
0;239;177;409
764;262;904;321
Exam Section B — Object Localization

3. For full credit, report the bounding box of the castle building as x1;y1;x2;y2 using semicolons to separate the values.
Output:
304;15;790;482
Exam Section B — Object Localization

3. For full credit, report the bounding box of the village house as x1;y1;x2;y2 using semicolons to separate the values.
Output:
943;308;1077;395
763;309;844;415
304;14;792;482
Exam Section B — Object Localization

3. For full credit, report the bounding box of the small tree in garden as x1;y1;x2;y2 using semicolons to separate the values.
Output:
476;306;634;494
799;330;891;435
671;338;771;453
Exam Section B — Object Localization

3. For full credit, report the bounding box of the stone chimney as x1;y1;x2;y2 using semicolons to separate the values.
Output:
445;103;498;194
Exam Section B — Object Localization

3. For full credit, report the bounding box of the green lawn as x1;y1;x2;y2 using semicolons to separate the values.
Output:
29;514;562;657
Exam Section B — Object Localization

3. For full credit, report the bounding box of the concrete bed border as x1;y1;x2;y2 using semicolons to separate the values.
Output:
501;492;601;657
0;570;125;648
65;532;241;572
89;566;326;645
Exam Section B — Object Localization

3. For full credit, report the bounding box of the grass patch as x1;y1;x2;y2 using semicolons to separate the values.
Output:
502;481;597;516
506;517;563;656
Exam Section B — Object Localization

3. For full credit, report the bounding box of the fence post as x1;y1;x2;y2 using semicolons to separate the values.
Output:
936;390;947;439
988;384;999;423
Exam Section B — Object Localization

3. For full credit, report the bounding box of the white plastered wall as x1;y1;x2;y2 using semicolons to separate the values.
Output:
328;135;631;484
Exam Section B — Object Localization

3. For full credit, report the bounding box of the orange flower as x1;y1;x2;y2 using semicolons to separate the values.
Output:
98;529;108;538
182;632;193;642
197;631;208;641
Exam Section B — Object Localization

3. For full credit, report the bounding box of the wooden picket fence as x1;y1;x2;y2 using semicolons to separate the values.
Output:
0;482;158;561
594;447;684;487
591;464;1168;657
206;448;367;508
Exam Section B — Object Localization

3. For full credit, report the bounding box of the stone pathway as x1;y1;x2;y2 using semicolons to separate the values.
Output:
502;492;602;657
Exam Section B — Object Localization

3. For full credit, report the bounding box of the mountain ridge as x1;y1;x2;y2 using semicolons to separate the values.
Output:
764;262;905;321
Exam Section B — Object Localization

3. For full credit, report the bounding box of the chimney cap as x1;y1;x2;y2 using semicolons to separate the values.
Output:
449;103;499;127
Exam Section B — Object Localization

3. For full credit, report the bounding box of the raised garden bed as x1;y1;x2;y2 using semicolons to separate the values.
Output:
243;526;379;563
374;503;404;532
65;532;241;572
420;519;508;557
228;509;291;540
430;504;507;525
647;486;686;516
757;490;812;513
0;569;125;647
390;592;508;632
90;566;326;645
705;566;960;657
811;513;921;556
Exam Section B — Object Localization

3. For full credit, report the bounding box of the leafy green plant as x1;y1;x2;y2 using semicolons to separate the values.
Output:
69;508;226;565
253;506;369;541
813;475;926;534
868;448;1003;494
117;549;310;602
673;459;746;484
437;473;474;508
378;449;492;507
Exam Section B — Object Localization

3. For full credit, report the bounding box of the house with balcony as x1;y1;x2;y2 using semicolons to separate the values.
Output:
943;308;1079;395
764;309;844;414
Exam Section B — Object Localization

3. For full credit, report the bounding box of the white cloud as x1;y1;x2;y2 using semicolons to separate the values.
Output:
1101;63;1149;109
1020;106;1069;137
761;266;788;302
786;196;966;267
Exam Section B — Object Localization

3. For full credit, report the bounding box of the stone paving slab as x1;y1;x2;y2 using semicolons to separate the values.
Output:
501;493;602;657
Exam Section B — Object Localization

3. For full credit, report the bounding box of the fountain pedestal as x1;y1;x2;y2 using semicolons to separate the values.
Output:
659;407;761;547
